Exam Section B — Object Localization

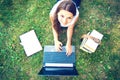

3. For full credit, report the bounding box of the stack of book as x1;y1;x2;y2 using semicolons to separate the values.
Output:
80;30;103;53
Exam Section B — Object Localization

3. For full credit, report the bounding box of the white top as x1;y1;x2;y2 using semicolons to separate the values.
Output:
50;0;79;27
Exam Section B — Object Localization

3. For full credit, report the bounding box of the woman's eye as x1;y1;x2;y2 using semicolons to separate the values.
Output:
61;15;64;18
68;17;72;19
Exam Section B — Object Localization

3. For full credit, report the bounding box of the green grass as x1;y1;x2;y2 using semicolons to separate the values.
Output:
0;0;120;80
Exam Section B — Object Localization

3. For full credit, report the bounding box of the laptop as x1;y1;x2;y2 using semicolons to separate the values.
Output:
38;45;78;76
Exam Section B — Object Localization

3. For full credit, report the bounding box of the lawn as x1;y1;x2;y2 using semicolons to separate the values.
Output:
0;0;120;80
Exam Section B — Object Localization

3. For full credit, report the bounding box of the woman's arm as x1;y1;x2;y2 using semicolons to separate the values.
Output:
49;15;58;42
49;15;63;51
66;14;79;56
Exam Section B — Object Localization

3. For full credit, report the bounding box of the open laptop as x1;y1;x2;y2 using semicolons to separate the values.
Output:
38;45;78;76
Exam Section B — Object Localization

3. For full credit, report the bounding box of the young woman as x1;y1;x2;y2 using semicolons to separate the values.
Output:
50;0;79;56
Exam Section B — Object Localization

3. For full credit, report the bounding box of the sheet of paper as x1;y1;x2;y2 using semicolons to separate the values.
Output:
20;30;42;56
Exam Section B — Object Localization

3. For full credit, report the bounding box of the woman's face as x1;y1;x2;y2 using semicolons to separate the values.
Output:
57;9;74;26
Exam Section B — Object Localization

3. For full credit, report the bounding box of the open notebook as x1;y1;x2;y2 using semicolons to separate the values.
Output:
19;30;42;56
38;45;78;76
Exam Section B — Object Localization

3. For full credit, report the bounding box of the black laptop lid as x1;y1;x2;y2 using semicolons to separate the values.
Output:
38;67;78;76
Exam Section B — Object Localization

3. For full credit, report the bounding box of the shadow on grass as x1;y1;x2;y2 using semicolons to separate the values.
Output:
0;0;13;28
106;54;120;80
0;0;13;8
0;0;30;80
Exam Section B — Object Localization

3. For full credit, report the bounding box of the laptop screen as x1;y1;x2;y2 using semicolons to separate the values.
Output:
43;46;75;64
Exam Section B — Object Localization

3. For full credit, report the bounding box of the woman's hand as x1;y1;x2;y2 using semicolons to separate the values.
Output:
54;40;63;51
66;44;72;56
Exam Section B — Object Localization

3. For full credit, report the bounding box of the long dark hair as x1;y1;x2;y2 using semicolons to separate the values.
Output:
53;1;76;34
